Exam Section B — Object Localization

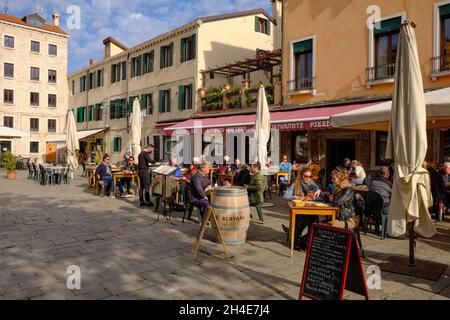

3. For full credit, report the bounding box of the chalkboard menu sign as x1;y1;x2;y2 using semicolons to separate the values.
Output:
299;224;369;300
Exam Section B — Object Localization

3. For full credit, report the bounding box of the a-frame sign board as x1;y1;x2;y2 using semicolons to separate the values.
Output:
299;223;369;300
192;206;231;262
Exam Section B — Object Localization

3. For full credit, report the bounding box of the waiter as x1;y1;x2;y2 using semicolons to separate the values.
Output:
138;144;156;207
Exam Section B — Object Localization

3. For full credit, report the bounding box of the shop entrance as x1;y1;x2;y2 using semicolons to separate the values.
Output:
326;139;356;174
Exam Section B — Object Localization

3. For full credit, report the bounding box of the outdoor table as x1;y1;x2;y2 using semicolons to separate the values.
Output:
288;201;339;257
87;167;97;190
113;171;140;196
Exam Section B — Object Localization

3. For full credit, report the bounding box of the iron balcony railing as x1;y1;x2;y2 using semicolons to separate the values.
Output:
431;55;450;75
287;77;316;93
366;63;396;83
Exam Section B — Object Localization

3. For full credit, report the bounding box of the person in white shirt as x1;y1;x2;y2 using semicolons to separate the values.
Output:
351;160;366;185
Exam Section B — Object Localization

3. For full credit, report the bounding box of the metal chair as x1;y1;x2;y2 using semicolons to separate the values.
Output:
276;171;291;196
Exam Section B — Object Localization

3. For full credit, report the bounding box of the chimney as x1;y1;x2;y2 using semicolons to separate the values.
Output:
52;13;60;27
89;58;94;65
271;0;282;50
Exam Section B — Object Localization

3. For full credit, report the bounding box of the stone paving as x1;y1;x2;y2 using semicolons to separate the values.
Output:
0;169;449;300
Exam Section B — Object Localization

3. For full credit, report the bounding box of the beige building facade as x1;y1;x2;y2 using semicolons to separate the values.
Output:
0;12;68;163
68;9;276;163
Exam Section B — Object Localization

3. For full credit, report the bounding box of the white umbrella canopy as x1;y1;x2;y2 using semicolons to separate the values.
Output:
131;97;142;158
66;109;79;173
386;23;436;239
255;85;271;169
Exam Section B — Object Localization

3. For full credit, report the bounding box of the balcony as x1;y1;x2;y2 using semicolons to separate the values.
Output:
431;55;450;80
287;77;316;95
366;63;396;86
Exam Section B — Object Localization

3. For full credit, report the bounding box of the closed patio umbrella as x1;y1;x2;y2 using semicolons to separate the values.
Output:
255;85;271;169
66;108;79;178
385;22;436;264
131;97;142;158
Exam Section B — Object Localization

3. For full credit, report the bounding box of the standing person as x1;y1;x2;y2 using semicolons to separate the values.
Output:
189;163;214;218
351;160;366;185
245;163;266;207
138;144;155;207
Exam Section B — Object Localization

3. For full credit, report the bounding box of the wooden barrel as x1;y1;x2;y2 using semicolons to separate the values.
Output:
212;186;250;246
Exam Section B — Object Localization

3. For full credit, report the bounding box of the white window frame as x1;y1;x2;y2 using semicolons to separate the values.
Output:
367;11;406;87
433;0;450;79
289;35;316;96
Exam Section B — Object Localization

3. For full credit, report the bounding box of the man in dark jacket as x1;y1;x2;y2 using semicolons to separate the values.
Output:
368;166;393;215
234;164;250;186
138;145;155;206
189;163;213;218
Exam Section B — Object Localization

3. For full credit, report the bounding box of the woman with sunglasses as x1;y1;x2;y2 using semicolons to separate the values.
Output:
282;167;322;250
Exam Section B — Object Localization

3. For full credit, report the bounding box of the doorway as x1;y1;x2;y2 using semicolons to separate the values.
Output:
326;139;356;174
46;143;57;163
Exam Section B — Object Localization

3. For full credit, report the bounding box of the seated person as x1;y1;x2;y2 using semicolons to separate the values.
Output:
217;160;230;175
188;163;213;218
368;166;392;215
121;156;138;196
278;155;292;184
351;160;366;185
245;163;266;207
185;160;199;181
169;157;183;178
123;148;132;164
230;158;241;173
329;167;360;229
282;167;322;250
95;154;125;198
234;164;251;186
309;158;321;179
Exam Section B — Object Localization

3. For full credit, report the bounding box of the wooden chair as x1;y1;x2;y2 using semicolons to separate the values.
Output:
275;171;291;196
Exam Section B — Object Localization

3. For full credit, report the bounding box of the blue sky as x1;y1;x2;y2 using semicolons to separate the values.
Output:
6;0;272;73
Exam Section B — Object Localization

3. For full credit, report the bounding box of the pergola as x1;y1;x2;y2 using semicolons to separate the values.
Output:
200;49;282;85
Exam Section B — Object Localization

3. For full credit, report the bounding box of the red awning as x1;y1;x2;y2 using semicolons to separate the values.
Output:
164;103;377;135
155;122;178;130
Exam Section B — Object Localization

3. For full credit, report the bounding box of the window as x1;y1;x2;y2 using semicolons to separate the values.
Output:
292;132;308;163
109;99;126;119
153;136;161;162
30;67;40;81
88;72;94;90
160;43;173;69
3;89;13;104
30;142;39;154
30;118;39;132
376;132;389;166
4;63;14;77
181;34;196;63
48;69;57;83
121;61;127;80
48;119;56;132
131;56;142;78
71;80;75;95
111;63;124;83
80;75;86;92
141;93;153;115
178;84;193;110
94;104;102;121
372;16;401;81
439;5;450;72
113;137;122;153
48;44;57;56
3;116;13;128
255;17;270;35
96;69;103;87
48;94;57;108
158;89;171;113
31;40;40;53
88;105;94;121
30;92;39;106
290;39;314;91
76;107;85;123
143;51;154;74
4;35;14;48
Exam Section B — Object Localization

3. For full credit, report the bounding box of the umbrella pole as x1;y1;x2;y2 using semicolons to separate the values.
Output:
408;221;415;266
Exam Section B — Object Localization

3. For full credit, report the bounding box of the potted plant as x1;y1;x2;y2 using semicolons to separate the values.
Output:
3;151;17;180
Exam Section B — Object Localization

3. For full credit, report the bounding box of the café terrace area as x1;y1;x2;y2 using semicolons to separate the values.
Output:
0;169;449;300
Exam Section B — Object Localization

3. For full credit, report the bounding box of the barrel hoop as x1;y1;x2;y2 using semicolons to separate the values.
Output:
213;191;247;197
219;226;249;232
212;204;250;210
223;238;246;244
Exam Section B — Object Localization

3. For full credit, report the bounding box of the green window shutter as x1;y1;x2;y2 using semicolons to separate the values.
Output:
266;19;271;35
76;107;81;122
110;100;115;119
178;85;185;110
169;43;173;66
159;90;164;113
111;65;115;83
88;105;93;121
255;16;259;32
143;53;148;73
189;84;193;110
150;50;154;72
81;107;86;122
141;94;147;110
160;46;164;69
293;39;313;54
167;89;171;112
181;38;186;63
374;16;402;35
192;34;196;59
440;4;450;16
113;137;120;152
